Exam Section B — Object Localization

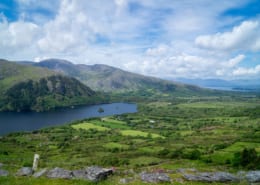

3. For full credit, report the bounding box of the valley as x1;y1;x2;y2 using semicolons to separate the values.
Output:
1;1;260;184
0;95;259;184
0;59;259;184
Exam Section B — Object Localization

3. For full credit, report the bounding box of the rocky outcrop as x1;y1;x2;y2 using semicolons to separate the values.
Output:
119;177;134;184
183;172;238;182
0;163;9;177
46;167;73;179
84;166;113;182
16;167;33;176
246;171;260;183
0;169;9;176
140;172;171;183
72;169;87;179
33;168;48;178
43;166;113;182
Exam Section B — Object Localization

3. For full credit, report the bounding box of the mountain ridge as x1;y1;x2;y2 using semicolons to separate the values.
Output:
31;58;212;96
0;59;102;112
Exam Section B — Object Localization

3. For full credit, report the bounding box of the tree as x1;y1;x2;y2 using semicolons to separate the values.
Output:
232;148;260;169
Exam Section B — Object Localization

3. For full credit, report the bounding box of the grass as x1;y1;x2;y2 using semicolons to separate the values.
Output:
130;156;162;166
0;96;260;184
120;130;164;138
103;142;129;150
223;142;260;152
90;119;130;129
71;122;109;131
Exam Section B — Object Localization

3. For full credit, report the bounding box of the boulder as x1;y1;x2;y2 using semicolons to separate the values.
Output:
140;172;171;183
46;167;72;179
246;171;260;183
16;167;33;176
119;177;134;184
33;168;48;178
72;169;87;179
85;166;113;182
183;172;238;182
0;169;9;176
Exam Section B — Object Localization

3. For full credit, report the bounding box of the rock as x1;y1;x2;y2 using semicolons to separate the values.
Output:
46;167;72;179
176;168;197;174
119;177;134;184
33;168;48;178
140;172;171;183
72;169;87;179
183;172;238;182
85;166;113;182
246;171;260;183
213;172;238;182
0;169;9;176
16;167;33;176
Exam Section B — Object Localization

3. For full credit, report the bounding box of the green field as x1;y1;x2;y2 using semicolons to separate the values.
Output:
72;122;110;131
0;96;259;184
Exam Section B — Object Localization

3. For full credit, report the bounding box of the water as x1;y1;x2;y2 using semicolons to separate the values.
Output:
0;103;137;136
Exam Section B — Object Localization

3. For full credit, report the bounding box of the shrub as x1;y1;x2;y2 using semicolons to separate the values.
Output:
232;148;260;169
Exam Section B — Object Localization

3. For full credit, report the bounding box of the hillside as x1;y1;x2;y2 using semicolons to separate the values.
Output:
0;59;56;93
0;60;101;112
33;59;214;96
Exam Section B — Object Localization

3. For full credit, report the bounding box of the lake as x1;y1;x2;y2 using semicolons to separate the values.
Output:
0;103;137;136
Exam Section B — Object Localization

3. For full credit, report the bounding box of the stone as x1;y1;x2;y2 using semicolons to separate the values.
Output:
246;171;260;183
213;172;238;182
119;177;134;184
33;168;48;178
85;166;113;182
16;167;33;176
140;172;171;183
183;172;238;182
0;169;9;176
32;154;40;171
46;167;72;179
176;168;197;174
72;169;87;179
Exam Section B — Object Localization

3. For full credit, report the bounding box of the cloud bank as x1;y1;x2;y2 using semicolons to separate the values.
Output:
0;0;259;79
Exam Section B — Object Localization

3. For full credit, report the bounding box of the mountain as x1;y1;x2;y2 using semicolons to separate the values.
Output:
32;59;213;96
174;78;260;92
0;59;101;112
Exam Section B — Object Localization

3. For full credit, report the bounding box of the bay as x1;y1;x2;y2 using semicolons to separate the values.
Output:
0;103;137;136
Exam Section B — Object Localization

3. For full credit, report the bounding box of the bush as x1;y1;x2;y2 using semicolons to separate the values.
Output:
187;149;201;160
232;148;260;169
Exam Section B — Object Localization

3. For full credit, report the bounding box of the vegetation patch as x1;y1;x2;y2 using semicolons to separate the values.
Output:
90;118;130;129
120;130;164;138
103;142;129;150
72;122;109;131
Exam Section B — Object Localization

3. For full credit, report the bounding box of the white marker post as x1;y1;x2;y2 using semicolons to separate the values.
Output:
32;154;40;171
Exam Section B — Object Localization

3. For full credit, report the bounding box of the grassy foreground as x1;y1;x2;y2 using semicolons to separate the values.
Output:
0;96;259;184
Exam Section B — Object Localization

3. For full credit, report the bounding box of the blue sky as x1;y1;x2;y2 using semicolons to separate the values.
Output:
0;0;260;79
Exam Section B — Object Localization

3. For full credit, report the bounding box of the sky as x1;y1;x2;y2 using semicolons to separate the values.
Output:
0;0;260;80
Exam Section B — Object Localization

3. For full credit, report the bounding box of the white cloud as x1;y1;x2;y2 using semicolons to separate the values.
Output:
233;65;260;76
195;20;260;51
0;19;41;54
145;44;169;56
225;54;245;68
0;0;259;79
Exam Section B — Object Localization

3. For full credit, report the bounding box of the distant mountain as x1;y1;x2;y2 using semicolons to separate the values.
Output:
32;59;213;96
175;78;260;92
0;59;100;112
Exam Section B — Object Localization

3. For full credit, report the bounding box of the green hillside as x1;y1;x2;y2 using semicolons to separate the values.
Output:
0;60;102;112
0;59;55;93
33;59;216;96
